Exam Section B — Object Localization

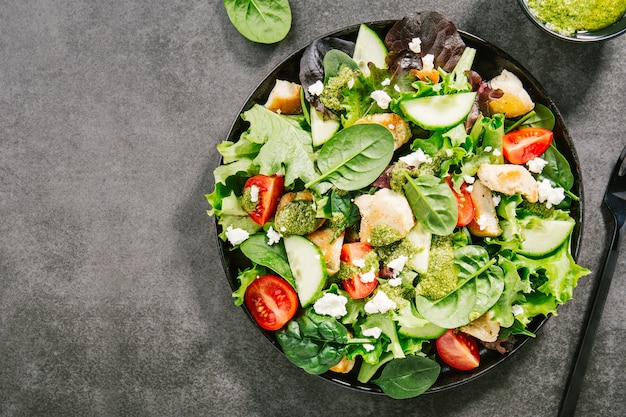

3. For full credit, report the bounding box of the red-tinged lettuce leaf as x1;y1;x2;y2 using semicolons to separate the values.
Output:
384;11;466;75
299;37;355;113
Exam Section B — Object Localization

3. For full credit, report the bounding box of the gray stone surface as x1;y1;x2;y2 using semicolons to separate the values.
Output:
0;1;624;416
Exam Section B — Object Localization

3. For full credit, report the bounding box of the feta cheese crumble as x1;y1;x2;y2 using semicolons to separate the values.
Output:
249;185;259;203
476;214;498;232
421;54;435;71
408;37;422;53
537;179;565;208
266;226;282;245
308;80;324;96
394;84;401;93
493;148;502;157
381;78;391;86
388;277;403;287
464;175;475;184
352;258;366;268
527;157;548;174
387;255;408;277
362;327;382;338
364;291;397;314
359;269;377;284
363;343;376;352
225;226;249;246
492;194;502;207
399;148;432;167
370;90;392;109
313;293;348;318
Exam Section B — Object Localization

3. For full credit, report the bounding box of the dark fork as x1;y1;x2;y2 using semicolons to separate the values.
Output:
558;144;626;417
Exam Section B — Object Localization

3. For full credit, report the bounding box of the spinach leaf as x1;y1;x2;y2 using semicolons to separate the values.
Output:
523;104;555;130
276;308;349;374
239;233;295;287
305;124;395;191
402;173;458;236
373;356;441;399
223;0;292;44
539;144;574;190
415;245;505;328
323;49;359;81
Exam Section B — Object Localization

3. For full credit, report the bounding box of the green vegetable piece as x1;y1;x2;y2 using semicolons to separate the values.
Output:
402;173;458;236
239;234;295;287
306;124;395;191
223;0;292;44
400;91;477;130
373;356;441;399
284;235;328;307
352;24;388;77
518;218;575;258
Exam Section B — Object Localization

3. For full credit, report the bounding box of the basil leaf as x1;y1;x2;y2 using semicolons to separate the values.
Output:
306;124;394;191
223;0;292;44
239;233;295;287
402;174;458;236
373;356;441;399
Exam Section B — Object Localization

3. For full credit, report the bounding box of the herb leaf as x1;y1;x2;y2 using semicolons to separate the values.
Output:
373;356;441;399
402;174;458;236
306;124;394;191
223;0;292;44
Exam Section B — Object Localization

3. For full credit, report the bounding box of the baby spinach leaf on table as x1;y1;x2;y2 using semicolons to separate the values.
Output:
223;0;292;44
305;124;394;191
276;308;349;374
402;173;458;236
239;234;295;287
373;355;441;399
415;245;505;328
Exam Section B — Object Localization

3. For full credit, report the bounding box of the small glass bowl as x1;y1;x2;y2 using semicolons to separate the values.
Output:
517;0;626;42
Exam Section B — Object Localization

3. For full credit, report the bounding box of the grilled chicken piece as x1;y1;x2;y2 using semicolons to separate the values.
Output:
354;188;415;245
487;69;534;118
264;79;303;115
460;312;500;343
306;228;345;276
354;113;411;150
467;179;502;237
477;164;538;203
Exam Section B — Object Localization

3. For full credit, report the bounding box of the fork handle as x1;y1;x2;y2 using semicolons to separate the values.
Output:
558;213;625;417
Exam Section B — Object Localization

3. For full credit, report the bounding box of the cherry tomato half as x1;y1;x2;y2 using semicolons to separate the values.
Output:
244;275;298;331
340;242;378;299
446;177;475;227
243;175;284;226
502;127;553;165
436;329;480;371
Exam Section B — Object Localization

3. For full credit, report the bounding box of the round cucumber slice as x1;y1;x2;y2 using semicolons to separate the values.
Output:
283;235;328;306
398;322;446;339
399;92;477;130
353;24;387;77
518;219;575;257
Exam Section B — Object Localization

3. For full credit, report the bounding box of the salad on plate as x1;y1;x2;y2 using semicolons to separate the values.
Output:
207;11;589;398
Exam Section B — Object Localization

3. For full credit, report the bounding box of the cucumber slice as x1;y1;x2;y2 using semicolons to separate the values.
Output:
399;322;446;339
283;235;328;306
399;92;477;130
352;24;387;77
405;222;431;274
310;107;340;146
518;219;575;257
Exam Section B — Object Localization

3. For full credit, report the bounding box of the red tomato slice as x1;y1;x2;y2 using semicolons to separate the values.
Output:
244;275;298;331
340;242;378;299
502;127;553;165
243;175;284;225
446;177;475;227
436;329;480;371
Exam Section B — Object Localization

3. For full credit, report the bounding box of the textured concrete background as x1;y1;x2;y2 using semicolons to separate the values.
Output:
0;1;624;416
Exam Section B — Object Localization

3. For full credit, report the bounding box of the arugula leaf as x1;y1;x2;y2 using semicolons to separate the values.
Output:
223;0;292;44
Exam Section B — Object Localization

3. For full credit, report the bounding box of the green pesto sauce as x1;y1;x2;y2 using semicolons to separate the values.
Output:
415;235;458;300
527;0;626;34
240;188;257;213
336;250;380;282
369;224;404;247
274;200;318;236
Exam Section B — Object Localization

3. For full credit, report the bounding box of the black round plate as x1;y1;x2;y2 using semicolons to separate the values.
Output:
216;20;584;395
